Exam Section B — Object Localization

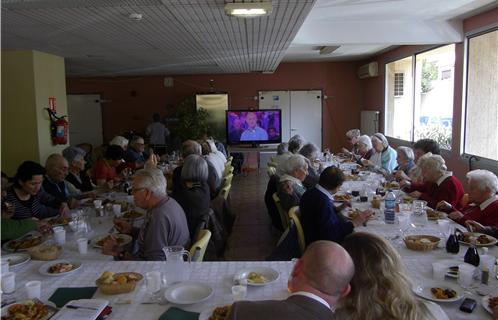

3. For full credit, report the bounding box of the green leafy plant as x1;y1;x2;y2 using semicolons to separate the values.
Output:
172;97;211;141
421;59;438;93
415;124;452;150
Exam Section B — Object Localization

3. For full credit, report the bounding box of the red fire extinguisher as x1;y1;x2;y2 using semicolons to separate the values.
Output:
46;107;68;145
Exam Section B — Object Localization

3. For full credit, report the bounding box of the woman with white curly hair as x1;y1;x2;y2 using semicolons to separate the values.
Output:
437;169;498;227
404;154;464;211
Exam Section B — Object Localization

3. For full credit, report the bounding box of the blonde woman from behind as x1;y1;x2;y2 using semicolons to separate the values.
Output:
336;232;448;320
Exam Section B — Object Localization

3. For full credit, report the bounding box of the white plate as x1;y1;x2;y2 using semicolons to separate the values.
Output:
1;253;31;268
38;259;82;277
234;266;280;286
459;232;498;247
91;234;133;248
413;281;463;303
164;282;213;305
2;233;43;252
482;295;497;315
1;299;58;319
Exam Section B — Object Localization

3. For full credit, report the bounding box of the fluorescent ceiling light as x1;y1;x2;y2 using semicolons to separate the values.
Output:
319;46;340;55
225;2;273;18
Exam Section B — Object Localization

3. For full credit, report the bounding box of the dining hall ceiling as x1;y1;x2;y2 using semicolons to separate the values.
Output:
1;0;497;77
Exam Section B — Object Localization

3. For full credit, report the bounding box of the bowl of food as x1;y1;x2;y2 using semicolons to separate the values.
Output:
28;244;62;261
426;208;446;221
122;211;144;220
403;235;440;251
333;194;353;202
95;271;143;295
371;196;382;209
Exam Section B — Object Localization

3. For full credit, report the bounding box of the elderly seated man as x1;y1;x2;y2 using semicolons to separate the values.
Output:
300;166;372;245
63;146;93;193
228;241;354;320
437;169;498;226
299;143;321;189
124;135;146;169
103;168;190;260
42;154;81;208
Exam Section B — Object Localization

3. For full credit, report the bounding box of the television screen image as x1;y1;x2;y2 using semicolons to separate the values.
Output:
226;110;282;145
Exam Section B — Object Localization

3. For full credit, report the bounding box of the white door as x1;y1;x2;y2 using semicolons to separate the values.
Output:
67;94;103;147
258;91;291;142
290;90;322;148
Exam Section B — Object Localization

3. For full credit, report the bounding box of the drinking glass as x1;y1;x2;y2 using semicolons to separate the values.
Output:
145;271;162;301
231;285;247;301
1;272;16;294
77;238;88;254
458;264;476;290
25;281;41;299
432;262;446;281
437;219;450;238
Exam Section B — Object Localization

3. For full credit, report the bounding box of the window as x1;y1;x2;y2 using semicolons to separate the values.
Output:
394;73;404;96
385;44;455;149
464;28;498;161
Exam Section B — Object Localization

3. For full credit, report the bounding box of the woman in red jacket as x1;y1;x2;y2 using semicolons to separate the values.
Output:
403;154;464;211
439;169;498;227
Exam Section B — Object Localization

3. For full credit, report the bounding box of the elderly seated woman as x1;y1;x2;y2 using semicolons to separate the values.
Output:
4;161;67;220
299;143;320;189
396;138;440;183
361;133;397;174
437;169;498;227
393;146;415;176
103;168;190;260
63;146;94;193
341;129;361;155
354;135;374;164
336;232;447;320
403;154;464;211
277;154;308;212
171;154;211;238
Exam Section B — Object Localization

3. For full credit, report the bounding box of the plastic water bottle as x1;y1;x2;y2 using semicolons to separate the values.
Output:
384;190;396;224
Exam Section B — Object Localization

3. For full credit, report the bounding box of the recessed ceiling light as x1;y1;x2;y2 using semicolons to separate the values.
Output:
319;46;340;55
128;13;143;21
225;2;273;18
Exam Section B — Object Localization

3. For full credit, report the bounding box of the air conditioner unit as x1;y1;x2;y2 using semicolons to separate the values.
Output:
358;62;378;79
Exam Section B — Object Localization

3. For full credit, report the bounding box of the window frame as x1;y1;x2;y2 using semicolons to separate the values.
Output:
384;44;455;149
461;24;498;165
394;72;405;97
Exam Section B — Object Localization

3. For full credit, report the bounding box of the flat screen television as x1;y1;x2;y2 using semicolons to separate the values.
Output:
226;109;282;145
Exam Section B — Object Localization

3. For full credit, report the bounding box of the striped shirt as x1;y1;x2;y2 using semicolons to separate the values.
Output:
4;187;60;220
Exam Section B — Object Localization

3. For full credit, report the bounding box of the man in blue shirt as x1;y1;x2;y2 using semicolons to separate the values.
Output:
240;112;268;141
300;166;372;246
124;136;146;169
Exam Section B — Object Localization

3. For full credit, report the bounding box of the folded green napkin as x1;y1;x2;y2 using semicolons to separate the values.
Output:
48;287;98;308
158;307;200;320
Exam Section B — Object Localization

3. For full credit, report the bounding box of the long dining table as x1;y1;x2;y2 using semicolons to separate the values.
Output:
2;168;498;320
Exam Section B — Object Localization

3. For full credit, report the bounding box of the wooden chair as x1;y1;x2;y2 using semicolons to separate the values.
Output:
272;193;289;230
227;156;233;163
189;229;212;262
289;206;305;254
224;165;234;177
266;166;276;177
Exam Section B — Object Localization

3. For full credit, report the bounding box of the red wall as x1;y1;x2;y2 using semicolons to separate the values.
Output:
360;7;498;183
67;61;365;151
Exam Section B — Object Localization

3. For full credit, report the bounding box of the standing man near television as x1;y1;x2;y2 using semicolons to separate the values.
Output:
240;112;268;141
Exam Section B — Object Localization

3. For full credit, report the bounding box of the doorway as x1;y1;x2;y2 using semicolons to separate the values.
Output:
67;94;103;147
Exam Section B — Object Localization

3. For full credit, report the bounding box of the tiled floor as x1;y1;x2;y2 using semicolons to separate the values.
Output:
224;169;278;261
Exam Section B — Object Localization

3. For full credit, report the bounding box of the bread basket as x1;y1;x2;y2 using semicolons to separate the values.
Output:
96;272;143;295
28;244;62;260
403;235;440;251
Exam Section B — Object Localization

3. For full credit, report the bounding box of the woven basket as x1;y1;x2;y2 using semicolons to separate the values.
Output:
28;244;62;261
371;198;382;209
403;235;440;251
96;272;142;295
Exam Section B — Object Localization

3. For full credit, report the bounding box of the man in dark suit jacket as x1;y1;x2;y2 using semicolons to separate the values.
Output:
229;241;355;320
300;166;372;245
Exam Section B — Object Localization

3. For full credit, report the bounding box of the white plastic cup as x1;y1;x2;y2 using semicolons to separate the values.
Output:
437;219;450;236
77;238;88;254
480;255;496;272
1;272;15;294
1;260;9;273
432;262;447;281
53;228;66;245
112;204;122;217
25;280;41;299
145;271;162;294
458;264;476;289
93;199;102;208
231;285;247;301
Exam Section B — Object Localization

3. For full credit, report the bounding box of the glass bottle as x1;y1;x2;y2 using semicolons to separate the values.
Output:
464;237;480;267
445;228;460;254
